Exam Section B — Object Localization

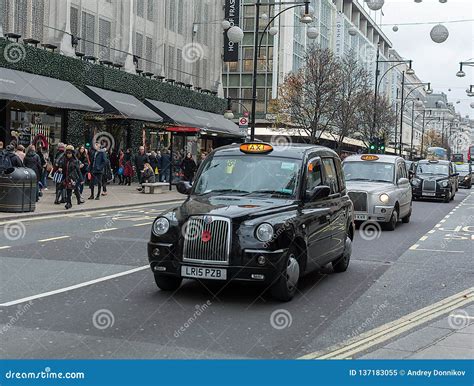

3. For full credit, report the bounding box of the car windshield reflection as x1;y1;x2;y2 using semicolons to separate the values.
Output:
343;162;395;184
416;163;449;175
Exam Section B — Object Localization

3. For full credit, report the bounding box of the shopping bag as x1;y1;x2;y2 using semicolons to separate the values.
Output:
52;171;63;184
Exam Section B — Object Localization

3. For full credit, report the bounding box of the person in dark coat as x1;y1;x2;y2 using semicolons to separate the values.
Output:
160;149;171;182
23;145;42;201
53;143;66;204
180;152;197;182
101;152;112;196
1;144;23;169
123;148;134;186
88;143;106;200
59;145;83;209
133;146;149;184
77;146;90;194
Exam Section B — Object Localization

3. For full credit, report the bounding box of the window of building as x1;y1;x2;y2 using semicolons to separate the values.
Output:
136;0;144;17
98;18;111;60
177;0;184;34
14;0;27;37
145;36;153;72
70;7;79;36
167;45;175;79
31;0;44;40
135;32;143;69
147;0;153;21
176;48;183;82
81;11;95;56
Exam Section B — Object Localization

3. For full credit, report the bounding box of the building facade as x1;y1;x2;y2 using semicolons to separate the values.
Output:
0;0;224;92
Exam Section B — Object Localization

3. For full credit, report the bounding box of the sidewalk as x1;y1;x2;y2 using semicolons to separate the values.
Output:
0;181;183;221
358;303;474;359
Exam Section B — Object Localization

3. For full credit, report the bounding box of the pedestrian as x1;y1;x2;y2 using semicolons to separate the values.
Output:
53;143;66;204
38;143;50;191
117;149;125;185
123;148;134;186
160;149;171;182
180;152;197;182
0;144;23;171
88;143;106;200
59;145;83;209
77;146;90;195
109;149;119;184
197;152;207;168
101;150;112;196
0;141;3;151
138;162;155;192
133;146;149;184
23;145;42;201
15;144;26;162
149;151;159;178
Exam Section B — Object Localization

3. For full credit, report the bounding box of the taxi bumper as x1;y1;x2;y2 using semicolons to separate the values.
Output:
148;242;288;284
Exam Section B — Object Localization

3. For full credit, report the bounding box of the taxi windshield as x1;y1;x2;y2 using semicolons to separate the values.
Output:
343;162;394;183
456;164;470;172
193;155;300;198
416;163;449;175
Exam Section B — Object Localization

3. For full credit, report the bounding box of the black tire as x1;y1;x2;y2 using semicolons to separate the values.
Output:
270;246;301;302
332;236;352;273
401;205;412;224
154;274;182;291
468;183;472;190
443;190;450;203
383;208;398;231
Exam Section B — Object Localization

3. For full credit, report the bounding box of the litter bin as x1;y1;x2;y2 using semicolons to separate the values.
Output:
0;167;37;212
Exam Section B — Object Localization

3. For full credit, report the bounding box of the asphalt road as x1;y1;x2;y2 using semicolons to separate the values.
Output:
1;190;472;359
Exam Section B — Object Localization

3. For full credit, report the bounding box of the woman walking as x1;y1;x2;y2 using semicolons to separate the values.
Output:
123;148;133;186
180;152;197;183
88;143;106;200
77;146;89;195
23;145;42;202
59;145;83;209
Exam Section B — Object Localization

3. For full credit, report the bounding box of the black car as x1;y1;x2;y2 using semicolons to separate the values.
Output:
411;159;458;202
148;143;355;301
456;163;472;189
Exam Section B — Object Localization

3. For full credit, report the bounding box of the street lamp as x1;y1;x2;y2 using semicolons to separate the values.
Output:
467;85;474;97
456;61;474;77
248;1;312;141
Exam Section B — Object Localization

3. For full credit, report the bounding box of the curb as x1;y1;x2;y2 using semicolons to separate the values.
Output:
0;197;183;222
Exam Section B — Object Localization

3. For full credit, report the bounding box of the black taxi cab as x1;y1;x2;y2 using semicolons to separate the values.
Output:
148;143;355;301
411;159;458;202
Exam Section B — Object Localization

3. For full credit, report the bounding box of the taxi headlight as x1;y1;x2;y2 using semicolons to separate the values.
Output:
379;193;390;204
440;180;449;188
465;176;470;180
153;217;170;236
256;223;274;242
411;178;421;186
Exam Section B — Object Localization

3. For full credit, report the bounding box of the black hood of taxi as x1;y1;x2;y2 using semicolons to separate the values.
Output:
176;195;297;222
416;173;449;181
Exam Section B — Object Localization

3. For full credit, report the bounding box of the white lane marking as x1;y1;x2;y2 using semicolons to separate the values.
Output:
435;224;441;228
410;244;419;250
0;265;149;307
0;201;183;226
440;219;446;223
92;228;118;233
428;230;436;234
38;236;70;243
133;222;153;227
411;248;464;253
419;236;428;241
0;246;11;250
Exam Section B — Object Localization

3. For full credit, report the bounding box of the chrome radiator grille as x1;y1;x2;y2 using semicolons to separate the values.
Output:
182;216;231;265
422;180;436;192
348;192;368;212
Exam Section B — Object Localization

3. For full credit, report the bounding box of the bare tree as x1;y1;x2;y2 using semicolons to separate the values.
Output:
277;46;341;143
329;52;372;154
355;93;397;149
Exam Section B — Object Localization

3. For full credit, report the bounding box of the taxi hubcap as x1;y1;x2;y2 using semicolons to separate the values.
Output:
286;254;300;291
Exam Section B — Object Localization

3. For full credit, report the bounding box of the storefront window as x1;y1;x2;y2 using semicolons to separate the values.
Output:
9;109;63;153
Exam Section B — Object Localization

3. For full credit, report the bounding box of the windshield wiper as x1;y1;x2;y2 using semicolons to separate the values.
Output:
347;178;371;181
247;189;293;197
197;189;250;196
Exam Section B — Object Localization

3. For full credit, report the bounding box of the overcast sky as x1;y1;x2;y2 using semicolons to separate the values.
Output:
362;0;473;118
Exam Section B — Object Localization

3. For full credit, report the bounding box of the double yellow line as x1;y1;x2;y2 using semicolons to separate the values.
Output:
300;287;474;359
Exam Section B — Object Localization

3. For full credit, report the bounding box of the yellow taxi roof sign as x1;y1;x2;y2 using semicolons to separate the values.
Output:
361;154;379;161
240;143;273;154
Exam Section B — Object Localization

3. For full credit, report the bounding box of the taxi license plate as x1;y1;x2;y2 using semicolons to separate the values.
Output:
423;192;436;197
181;266;227;280
355;214;368;221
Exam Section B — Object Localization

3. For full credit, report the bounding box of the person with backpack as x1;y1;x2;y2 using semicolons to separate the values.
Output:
23;145;42;202
0;144;23;172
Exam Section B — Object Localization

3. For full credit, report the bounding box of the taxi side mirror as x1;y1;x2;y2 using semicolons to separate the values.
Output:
305;185;331;201
397;177;409;185
177;181;192;195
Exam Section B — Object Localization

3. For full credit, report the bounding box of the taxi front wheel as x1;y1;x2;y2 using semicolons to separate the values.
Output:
154;274;183;291
271;247;300;302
